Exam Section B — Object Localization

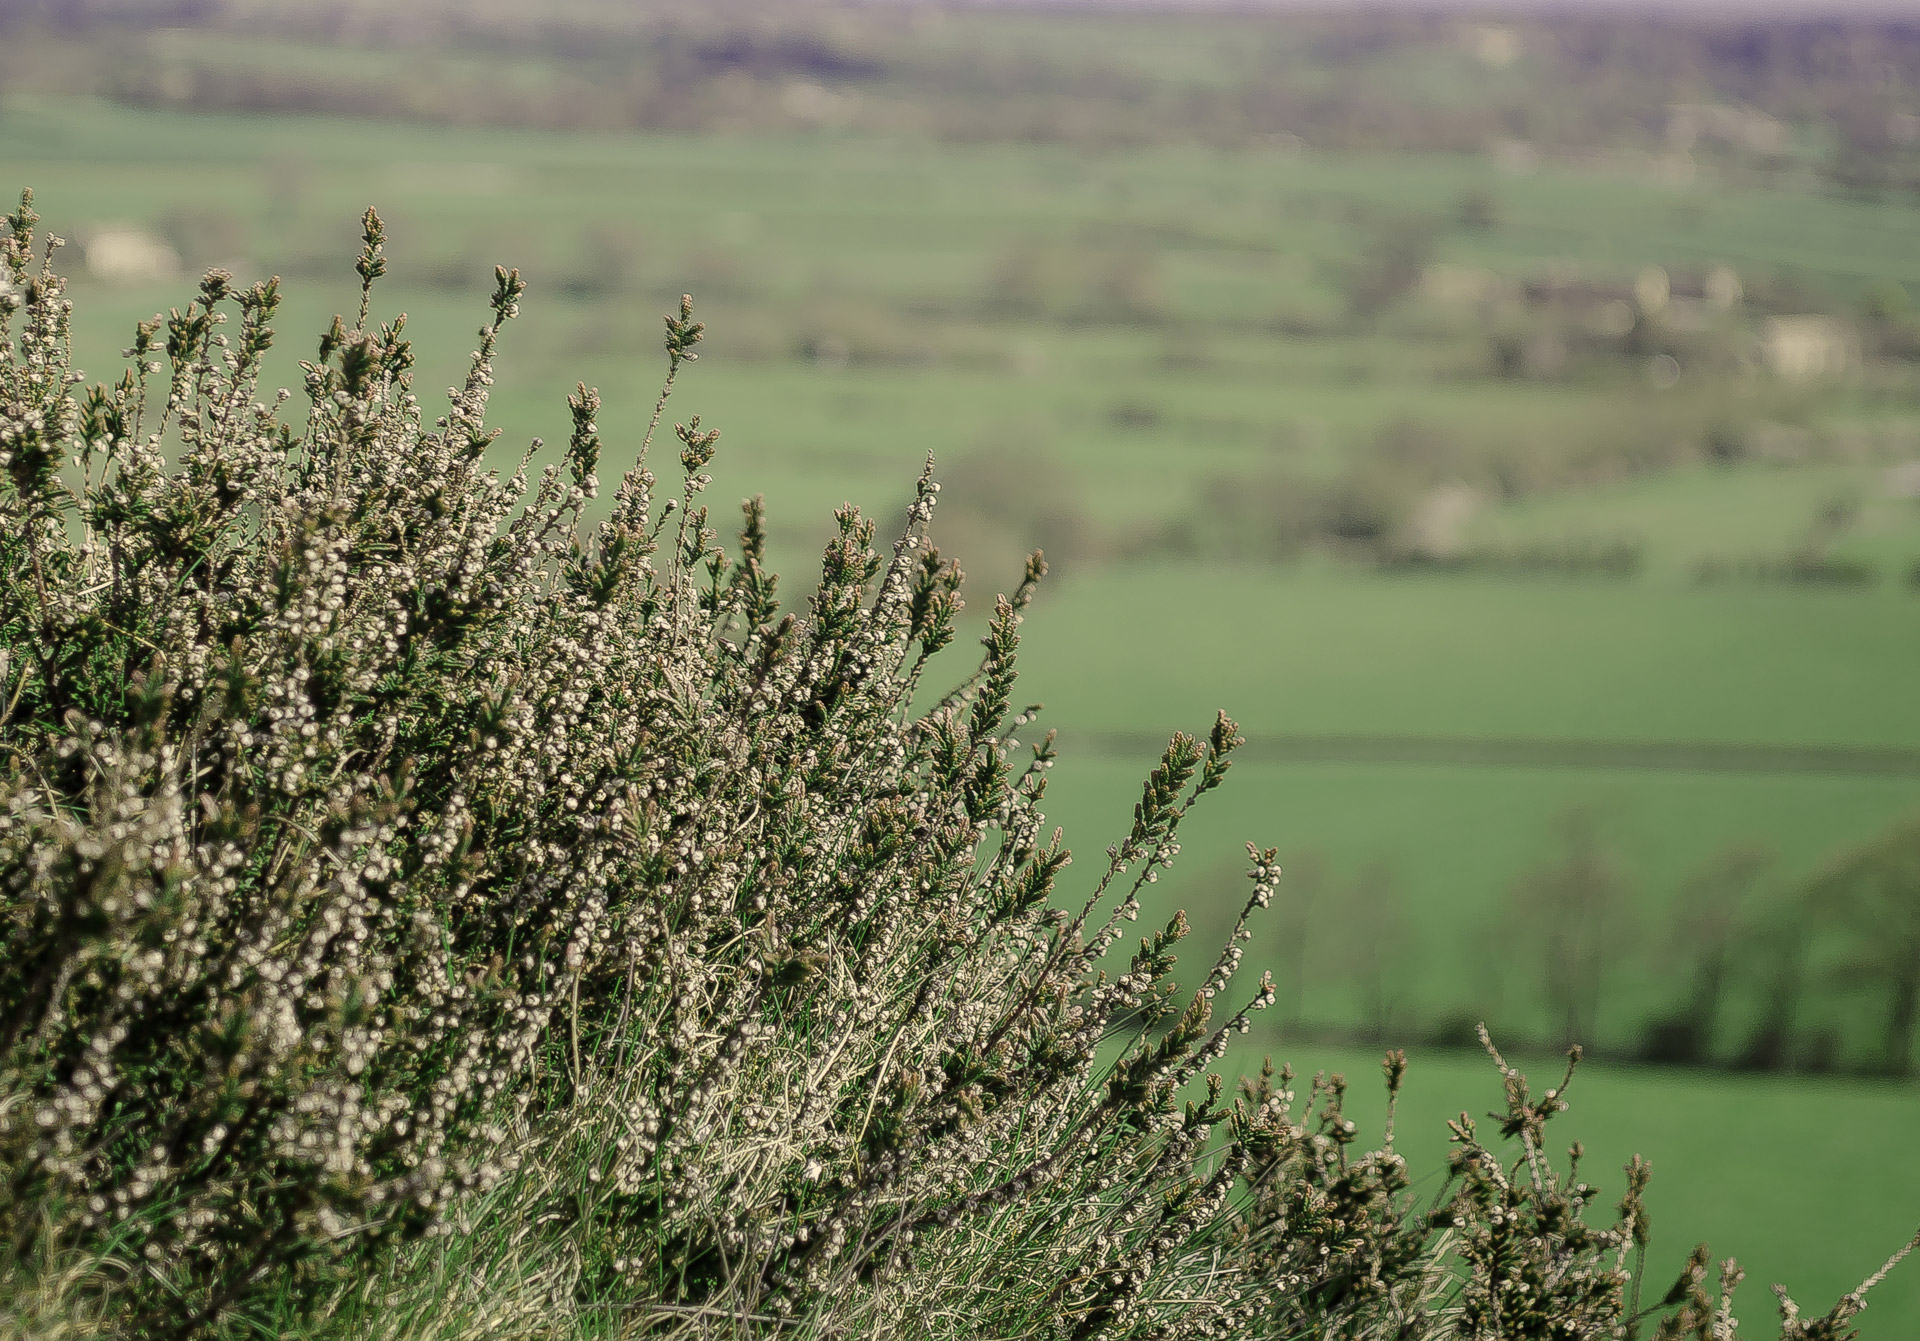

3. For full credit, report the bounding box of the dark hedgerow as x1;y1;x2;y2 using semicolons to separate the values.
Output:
0;192;1912;1339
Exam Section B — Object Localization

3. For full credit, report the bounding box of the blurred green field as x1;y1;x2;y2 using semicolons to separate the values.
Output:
1019;566;1920;745
8;82;1920;1323
1039;753;1920;1049
14;90;1920;1016
18;96;1920;548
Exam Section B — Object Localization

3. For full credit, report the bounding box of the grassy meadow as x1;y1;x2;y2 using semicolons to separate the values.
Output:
8;30;1920;1321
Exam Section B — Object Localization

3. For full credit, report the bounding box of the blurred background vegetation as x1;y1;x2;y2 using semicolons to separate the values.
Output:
5;0;1920;1322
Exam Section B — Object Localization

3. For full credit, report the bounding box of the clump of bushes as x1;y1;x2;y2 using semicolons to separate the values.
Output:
1694;493;1880;590
1382;537;1644;579
1693;551;1879;589
1;192;1912;1338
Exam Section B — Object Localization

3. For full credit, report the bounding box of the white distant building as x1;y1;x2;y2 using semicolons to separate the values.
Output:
1406;482;1483;558
1634;265;1670;315
1704;264;1743;310
1884;460;1920;500
1760;316;1857;382
84;230;180;284
1419;264;1505;305
1460;23;1521;68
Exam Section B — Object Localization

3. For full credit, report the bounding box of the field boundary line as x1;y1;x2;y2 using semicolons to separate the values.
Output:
1057;731;1920;778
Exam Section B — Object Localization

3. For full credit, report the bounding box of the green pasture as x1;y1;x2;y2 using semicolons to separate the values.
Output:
1472;459;1920;581
1018;566;1920;748
1038;752;1920;1052
15;97;1920;566
11;103;1920;849
14;97;1920;1026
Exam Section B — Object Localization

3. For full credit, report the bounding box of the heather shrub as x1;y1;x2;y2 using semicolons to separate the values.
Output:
0;192;1913;1339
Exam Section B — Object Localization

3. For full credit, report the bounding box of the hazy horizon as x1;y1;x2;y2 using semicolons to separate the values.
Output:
918;0;1919;18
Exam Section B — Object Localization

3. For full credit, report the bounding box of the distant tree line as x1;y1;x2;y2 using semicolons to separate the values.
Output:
1221;807;1920;1080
